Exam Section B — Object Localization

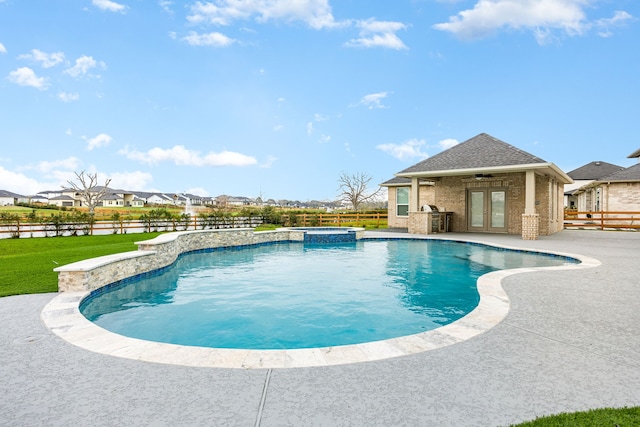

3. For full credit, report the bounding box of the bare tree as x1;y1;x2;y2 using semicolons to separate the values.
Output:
66;171;112;215
337;171;383;211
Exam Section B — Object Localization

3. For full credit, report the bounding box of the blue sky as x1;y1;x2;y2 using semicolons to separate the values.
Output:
0;0;638;201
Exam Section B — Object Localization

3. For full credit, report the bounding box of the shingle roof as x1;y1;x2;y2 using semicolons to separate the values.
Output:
566;161;625;180
380;177;411;186
0;189;25;198
396;133;547;175
598;163;640;182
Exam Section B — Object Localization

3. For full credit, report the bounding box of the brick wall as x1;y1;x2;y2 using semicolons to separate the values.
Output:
386;185;435;228
430;172;561;236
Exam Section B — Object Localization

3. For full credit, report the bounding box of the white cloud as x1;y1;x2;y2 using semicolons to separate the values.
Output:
107;171;154;190
7;67;49;90
306;122;314;135
33;157;81;173
64;56;104;78
260;155;278;169
356;92;390;109
183;31;235;47
18;49;65;68
439;138;459;150
187;0;340;30
119;145;258;167
185;187;209;196
83;133;112;150
0;42;7;54
345;19;408;50
376;138;429;161
58;92;80;102
159;0;173;14
434;0;591;43
0;166;54;195
314;113;328;122
92;0;127;13
319;134;331;144
595;10;633;37
273;124;284;131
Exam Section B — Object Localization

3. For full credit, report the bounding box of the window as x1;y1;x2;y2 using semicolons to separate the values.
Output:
396;187;409;217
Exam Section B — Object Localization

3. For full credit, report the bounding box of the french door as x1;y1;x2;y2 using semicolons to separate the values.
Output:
467;189;507;232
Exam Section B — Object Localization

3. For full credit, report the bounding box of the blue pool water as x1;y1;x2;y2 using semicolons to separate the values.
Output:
80;239;577;350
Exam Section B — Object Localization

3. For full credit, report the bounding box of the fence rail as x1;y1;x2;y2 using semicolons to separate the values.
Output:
564;210;640;230
284;213;386;228
0;212;388;239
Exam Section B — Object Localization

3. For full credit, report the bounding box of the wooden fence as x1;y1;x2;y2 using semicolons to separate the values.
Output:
0;212;388;239
284;212;386;228
564;210;640;230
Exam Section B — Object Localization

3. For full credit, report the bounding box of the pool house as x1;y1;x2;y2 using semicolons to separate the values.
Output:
382;133;572;240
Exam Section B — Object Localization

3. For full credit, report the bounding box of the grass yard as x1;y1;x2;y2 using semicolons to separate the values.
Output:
511;406;640;426
0;232;162;297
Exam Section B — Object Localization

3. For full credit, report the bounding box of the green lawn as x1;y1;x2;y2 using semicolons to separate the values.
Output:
0;232;162;297
511;406;640;426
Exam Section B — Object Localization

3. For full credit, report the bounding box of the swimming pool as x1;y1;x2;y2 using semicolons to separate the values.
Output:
80;239;577;350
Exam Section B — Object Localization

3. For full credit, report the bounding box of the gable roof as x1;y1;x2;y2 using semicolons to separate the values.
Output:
394;133;572;183
0;189;25;198
567;161;625;180
597;163;640;182
397;133;545;174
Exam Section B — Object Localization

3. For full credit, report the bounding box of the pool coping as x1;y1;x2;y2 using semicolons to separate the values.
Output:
40;234;600;369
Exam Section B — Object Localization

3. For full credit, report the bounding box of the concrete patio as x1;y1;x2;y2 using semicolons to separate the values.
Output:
1;230;639;426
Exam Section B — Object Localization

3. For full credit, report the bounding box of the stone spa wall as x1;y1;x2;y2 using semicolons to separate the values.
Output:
54;228;309;293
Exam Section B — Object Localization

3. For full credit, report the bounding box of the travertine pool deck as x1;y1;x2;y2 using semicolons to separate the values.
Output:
2;230;640;426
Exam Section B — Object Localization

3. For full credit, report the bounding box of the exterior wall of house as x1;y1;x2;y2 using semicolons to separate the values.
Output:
0;197;15;206
602;182;640;211
411;172;563;236
386;185;435;228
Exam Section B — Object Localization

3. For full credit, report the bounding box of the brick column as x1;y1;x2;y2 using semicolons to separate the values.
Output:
408;211;431;234
522;213;539;240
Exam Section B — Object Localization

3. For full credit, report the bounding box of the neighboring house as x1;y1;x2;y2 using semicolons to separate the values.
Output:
564;161;625;210
570;148;640;213
28;194;49;204
0;189;25;206
100;193;125;207
49;195;76;207
145;193;174;206
215;195;254;207
381;133;572;240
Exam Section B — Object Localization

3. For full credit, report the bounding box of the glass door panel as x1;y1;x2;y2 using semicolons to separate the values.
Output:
490;191;506;228
470;191;485;228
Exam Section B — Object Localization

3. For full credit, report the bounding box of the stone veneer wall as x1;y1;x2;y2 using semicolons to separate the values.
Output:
55;229;307;292
603;182;640;211
408;211;431;234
